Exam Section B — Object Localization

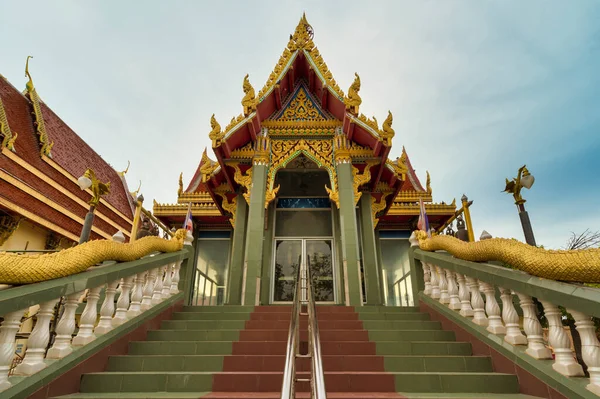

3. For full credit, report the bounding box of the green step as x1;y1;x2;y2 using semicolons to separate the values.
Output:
80;372;213;393
394;372;519;393
171;312;252;320
128;341;232;355
52;394;210;399
146;329;240;341
161;320;247;330
376;341;472;356
369;330;455;342
358;312;431;321
399;395;543;399
107;355;224;372
362;320;441;330
385;356;492;372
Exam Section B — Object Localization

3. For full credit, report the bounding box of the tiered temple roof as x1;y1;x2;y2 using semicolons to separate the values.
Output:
0;62;135;242
154;14;456;230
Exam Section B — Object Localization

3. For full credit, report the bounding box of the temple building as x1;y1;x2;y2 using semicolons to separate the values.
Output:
0;59;137;251
154;15;456;307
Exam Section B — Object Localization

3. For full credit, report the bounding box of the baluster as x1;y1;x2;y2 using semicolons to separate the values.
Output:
14;300;57;375
0;309;26;390
422;262;432;296
437;266;449;304
498;288;527;345
429;263;440;299
141;269;157;310
516;293;552;359
152;266;165;305
480;282;505;334
466;276;487;326
128;272;145;317
72;286;102;346
445;270;461;310
540;301;584;376
47;292;81;358
170;261;181;294
95;280;119;335
456;273;473;317
113;275;134;326
569;309;600;395
162;263;173;298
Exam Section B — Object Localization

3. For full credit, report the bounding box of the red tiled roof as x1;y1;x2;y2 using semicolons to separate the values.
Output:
402;149;425;192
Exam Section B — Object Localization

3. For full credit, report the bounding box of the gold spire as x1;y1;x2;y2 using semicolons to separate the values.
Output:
380;111;395;146
24;56;53;157
241;74;257;116
208;114;223;148
345;73;362;114
178;172;183;196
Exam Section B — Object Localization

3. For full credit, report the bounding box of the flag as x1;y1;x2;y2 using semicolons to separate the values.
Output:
183;202;193;234
417;199;431;237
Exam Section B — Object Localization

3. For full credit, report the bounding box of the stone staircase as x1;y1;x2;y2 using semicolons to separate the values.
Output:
53;305;543;399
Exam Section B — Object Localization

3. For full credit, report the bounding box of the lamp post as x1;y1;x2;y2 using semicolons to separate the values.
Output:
77;168;110;244
503;165;536;246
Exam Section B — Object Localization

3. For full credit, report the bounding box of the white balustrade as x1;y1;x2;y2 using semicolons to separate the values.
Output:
456;273;473;317
466;277;488;326
429;263;441;299
498;287;527;345
445;270;461;310
422;262;432;296
95;280;119;335
141;269;157;310
14;300;58;375
162;263;173;298
152;266;165;305
515;293;552;359
113;275;134;326
47;292;82;358
541;301;584;377
170;261;182;294
437;266;450;304
479;282;505;335
569;309;600;395
72;286;102;346
0;309;26;390
128;272;145;317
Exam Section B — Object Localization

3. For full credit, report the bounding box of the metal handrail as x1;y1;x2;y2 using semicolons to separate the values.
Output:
280;256;327;399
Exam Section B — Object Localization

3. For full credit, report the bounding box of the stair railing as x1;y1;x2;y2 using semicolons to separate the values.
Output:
280;256;327;399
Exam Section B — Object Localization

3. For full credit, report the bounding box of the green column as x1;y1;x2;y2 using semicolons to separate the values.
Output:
243;163;268;305
260;202;276;305
336;162;363;306
225;194;248;305
359;193;383;305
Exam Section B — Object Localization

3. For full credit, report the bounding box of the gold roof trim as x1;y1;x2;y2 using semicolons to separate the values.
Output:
388;202;456;216
394;190;433;202
0;97;17;151
24;56;53;157
153;201;221;217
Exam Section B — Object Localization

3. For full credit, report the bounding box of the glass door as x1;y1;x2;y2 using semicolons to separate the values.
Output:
272;239;335;303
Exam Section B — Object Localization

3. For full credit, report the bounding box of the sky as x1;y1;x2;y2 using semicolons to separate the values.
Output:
1;0;599;249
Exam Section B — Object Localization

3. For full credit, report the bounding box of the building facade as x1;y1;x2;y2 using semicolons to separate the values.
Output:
154;15;456;307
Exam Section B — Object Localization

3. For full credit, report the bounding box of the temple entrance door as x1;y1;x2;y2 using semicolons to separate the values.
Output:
272;238;335;303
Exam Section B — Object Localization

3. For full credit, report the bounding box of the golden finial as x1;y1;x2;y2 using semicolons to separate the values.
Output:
426;171;432;194
241;74;257;115
208;114;223;148
451;198;456;207
381;111;395;146
178;172;183;196
25;56;34;92
118;160;130;177
288;13;314;51
345;73;362;114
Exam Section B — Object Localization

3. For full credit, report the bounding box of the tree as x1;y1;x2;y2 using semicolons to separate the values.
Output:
565;229;600;250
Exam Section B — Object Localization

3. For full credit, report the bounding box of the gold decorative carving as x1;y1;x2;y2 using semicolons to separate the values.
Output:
351;160;378;205
224;114;246;136
229;162;253;204
208;114;223;148
266;139;339;208
345;73;362;114
415;230;600;283
334;135;351;164
24;56;53;157
199;149;219;183
241;74;257;115
371;192;391;228
230;142;255;160
216;192;237;227
380;111;395;146
348;141;374;159
0;215;20;246
265;185;281;209
358;113;379;132
282;87;321;121
0;98;17;151
178;172;183;196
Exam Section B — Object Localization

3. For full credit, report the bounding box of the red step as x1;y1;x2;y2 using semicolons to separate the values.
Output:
222;355;385;372
232;341;377;356
244;320;364;330
250;312;359;321
203;393;404;398
253;306;356;313
239;329;369;342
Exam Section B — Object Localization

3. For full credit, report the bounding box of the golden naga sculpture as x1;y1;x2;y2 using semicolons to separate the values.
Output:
345;73;362;114
208;114;223;148
241;74;257;115
380;111;395;146
0;229;187;284
414;230;600;283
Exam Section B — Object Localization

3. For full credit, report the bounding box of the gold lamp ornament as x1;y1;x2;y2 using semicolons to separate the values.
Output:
78;168;110;243
503;165;537;246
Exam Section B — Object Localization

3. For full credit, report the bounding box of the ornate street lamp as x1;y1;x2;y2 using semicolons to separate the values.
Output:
77;168;110;244
503;165;536;246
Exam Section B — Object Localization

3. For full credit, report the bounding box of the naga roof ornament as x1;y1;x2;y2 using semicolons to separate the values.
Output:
24;56;54;157
208;114;223;148
345;73;362;115
199;148;219;183
380;111;395;146
241;74;257;116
